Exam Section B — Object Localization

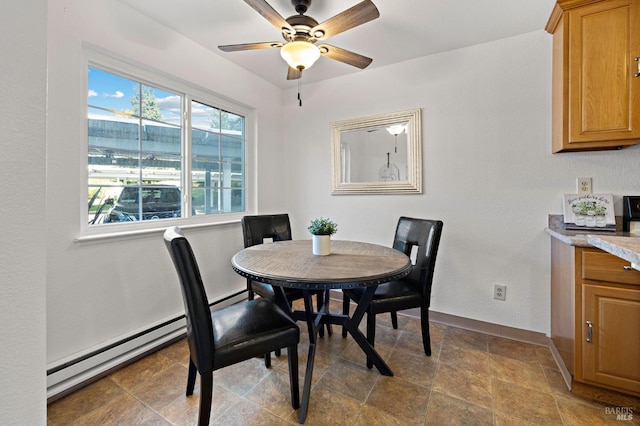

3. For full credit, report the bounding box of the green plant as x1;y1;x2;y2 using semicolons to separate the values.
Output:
594;205;607;216
308;217;338;236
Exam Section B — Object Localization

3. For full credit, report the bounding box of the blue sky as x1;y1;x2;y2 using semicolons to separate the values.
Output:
88;66;242;132
88;67;184;127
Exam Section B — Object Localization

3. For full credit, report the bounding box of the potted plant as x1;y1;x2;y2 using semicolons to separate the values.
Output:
308;217;338;255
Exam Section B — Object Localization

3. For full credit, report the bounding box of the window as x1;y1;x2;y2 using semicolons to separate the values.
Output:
87;66;246;227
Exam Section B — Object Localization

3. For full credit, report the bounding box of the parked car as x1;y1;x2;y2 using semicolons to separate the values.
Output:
89;185;181;224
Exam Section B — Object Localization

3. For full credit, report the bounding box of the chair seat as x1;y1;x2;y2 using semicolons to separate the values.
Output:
212;298;300;369
342;280;423;313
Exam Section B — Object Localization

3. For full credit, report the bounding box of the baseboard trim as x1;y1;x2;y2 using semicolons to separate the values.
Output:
549;339;573;390
329;290;550;347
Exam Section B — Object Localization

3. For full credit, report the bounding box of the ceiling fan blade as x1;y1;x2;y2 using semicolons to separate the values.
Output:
287;67;302;80
311;0;380;40
243;0;292;33
318;44;372;69
218;42;282;52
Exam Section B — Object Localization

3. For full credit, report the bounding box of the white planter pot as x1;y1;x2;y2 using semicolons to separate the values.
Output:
312;235;331;256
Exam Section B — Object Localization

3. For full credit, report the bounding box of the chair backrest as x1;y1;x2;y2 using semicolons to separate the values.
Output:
163;226;215;374
392;217;443;301
241;214;292;248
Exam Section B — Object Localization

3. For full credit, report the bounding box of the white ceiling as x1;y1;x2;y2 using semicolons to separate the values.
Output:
118;0;556;89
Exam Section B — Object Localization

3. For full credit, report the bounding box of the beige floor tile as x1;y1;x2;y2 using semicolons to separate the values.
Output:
353;404;407;425
108;351;176;391
443;327;489;352
393;328;441;361
315;358;380;402
244;368;300;418
127;363;190;412
489;353;551;393
160;338;191;368
288;385;363;426
534;345;559;369
492;378;563;425
212;398;286;426
488;336;540;364
425;391;494;426
543;366;572;395
386;349;438;388
439;340;491;375
69;392;167;425
212;357;272;396
47;378;126;425
365;376;430;425
432;362;493;409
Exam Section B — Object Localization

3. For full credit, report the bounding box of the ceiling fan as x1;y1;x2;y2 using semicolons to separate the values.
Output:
218;0;380;81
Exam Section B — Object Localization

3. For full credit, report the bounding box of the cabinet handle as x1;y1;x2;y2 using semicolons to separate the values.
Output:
586;320;593;343
623;265;633;270
636;58;640;77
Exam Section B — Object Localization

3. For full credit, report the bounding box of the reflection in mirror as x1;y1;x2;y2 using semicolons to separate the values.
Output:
331;109;422;194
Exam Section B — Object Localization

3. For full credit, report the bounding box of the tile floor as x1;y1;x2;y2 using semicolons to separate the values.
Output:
48;301;640;425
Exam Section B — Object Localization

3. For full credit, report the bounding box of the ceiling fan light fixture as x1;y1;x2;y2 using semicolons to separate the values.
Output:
386;124;406;136
280;41;321;70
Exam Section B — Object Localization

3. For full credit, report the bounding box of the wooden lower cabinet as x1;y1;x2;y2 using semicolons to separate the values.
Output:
551;239;640;396
579;283;640;393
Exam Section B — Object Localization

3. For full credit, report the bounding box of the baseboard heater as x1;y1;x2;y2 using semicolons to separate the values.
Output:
46;290;246;401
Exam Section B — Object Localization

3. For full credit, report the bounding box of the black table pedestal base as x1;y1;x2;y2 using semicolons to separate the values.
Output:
278;287;393;424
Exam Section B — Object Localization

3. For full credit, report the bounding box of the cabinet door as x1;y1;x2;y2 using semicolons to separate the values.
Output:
581;283;640;394
568;0;640;145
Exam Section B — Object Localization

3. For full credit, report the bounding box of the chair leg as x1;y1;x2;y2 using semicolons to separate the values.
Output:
264;352;271;368
420;306;431;356
323;290;333;336
198;372;213;426
342;293;350;338
366;308;376;369
391;311;398;329
287;345;300;409
317;292;325;337
186;358;197;396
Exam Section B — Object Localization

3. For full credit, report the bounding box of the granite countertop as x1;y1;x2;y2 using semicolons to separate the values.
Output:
544;214;632;247
586;235;640;270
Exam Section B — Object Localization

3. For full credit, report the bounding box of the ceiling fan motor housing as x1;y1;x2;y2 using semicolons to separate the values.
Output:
292;0;311;14
284;14;319;41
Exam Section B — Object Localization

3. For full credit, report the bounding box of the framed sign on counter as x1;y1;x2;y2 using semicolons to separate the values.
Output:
563;194;615;230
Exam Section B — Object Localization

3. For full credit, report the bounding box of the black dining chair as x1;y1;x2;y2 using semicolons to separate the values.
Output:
242;214;332;361
342;217;443;366
163;226;300;426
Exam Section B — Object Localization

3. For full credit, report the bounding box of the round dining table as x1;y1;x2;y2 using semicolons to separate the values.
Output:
231;239;411;423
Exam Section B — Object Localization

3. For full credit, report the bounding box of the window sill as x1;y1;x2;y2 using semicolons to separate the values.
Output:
76;217;242;243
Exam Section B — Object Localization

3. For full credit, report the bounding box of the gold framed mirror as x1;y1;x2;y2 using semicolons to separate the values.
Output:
331;108;422;194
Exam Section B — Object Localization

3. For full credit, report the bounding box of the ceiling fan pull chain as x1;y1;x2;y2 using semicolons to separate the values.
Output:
298;76;303;107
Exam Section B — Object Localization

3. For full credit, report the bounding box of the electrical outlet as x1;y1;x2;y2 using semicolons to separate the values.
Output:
494;284;506;301
578;177;592;195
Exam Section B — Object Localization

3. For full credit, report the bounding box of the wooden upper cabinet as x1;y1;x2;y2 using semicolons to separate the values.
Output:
546;0;640;153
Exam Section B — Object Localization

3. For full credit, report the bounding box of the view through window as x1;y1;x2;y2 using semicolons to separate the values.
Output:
87;66;245;226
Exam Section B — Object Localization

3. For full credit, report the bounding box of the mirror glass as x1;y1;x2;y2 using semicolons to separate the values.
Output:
331;108;422;194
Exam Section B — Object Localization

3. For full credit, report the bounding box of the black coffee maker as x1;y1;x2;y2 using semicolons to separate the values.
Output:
622;196;640;233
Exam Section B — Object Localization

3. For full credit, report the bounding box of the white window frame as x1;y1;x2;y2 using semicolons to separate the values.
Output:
78;49;255;241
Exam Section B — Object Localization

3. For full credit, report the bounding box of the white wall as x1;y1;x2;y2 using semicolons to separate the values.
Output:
45;0;285;370
0;1;48;423
280;30;640;335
